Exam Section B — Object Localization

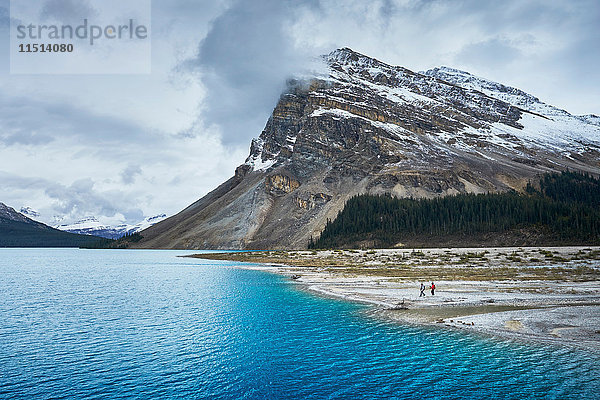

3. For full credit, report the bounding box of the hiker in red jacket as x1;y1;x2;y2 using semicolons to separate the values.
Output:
431;282;436;296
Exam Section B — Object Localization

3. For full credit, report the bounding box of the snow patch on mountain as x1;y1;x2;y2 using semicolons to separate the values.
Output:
422;66;600;151
245;138;278;172
20;207;40;219
310;107;414;141
129;214;168;233
581;114;600;127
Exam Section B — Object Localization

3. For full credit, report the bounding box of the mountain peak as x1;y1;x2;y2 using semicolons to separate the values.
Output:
427;66;472;76
243;48;599;176
325;47;393;71
326;47;360;60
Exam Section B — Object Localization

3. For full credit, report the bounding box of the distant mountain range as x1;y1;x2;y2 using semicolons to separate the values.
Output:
0;202;103;248
53;214;167;239
129;48;600;250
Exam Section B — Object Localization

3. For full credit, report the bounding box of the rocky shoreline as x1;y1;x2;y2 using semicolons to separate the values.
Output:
187;246;600;349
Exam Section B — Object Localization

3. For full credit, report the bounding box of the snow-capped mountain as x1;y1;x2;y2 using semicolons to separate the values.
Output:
55;214;167;239
126;214;168;233
1;202;104;247
128;48;600;250
20;206;41;219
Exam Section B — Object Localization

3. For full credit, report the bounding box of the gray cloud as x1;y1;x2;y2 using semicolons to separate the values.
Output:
0;172;145;223
1;131;54;146
456;37;522;70
0;4;8;27
121;164;142;185
0;92;155;148
185;0;320;146
44;178;143;221
40;0;98;22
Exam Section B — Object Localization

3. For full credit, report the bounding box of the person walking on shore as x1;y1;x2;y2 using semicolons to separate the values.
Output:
430;282;436;296
419;283;426;297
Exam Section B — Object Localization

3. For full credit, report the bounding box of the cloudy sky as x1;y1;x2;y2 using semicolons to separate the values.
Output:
1;0;599;226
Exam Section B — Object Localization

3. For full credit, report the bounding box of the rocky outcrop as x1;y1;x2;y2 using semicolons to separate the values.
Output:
266;175;300;196
295;193;332;210
134;48;600;250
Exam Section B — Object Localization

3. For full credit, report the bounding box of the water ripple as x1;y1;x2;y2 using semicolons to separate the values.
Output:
0;249;599;399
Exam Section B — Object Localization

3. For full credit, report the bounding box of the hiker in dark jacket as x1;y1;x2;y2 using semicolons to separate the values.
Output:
419;283;426;297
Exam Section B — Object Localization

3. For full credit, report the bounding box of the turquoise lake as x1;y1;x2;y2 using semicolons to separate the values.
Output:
0;248;598;399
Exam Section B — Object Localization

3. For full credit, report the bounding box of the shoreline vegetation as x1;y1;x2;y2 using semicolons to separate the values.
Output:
310;171;600;249
187;246;600;348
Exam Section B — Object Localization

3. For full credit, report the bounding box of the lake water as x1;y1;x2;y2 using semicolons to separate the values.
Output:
0;248;598;399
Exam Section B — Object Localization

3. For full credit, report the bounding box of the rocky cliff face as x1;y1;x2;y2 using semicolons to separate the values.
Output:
135;48;600;250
